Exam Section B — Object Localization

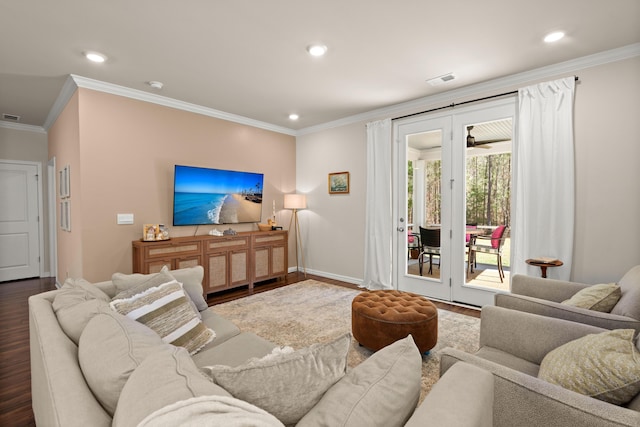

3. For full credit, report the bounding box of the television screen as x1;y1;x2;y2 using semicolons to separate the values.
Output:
173;165;264;226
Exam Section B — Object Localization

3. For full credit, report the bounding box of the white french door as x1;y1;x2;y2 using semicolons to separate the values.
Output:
393;98;515;306
394;115;453;300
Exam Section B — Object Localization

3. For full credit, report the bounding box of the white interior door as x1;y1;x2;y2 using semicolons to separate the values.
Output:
0;161;41;281
394;116;453;300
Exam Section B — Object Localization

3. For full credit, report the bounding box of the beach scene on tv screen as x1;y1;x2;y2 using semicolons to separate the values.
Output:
173;166;263;225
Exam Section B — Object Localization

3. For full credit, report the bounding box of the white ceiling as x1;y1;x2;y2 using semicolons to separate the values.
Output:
1;0;639;132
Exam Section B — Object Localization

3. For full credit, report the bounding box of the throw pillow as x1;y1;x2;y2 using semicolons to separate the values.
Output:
538;329;640;405
112;269;201;319
112;265;208;312
206;333;351;425
110;279;215;355
52;278;111;344
78;310;165;416
297;334;422;427
561;283;621;312
112;346;232;427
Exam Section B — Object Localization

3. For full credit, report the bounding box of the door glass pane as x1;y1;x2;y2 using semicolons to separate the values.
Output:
464;118;512;291
406;130;442;280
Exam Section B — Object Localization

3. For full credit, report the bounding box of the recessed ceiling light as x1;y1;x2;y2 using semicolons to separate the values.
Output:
544;31;565;43
306;44;327;57
84;51;107;63
289;114;299;120
147;81;164;90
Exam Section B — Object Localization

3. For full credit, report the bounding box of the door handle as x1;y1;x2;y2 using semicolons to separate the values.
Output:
397;227;405;232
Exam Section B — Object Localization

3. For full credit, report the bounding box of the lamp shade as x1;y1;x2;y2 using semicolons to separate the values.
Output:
284;194;307;210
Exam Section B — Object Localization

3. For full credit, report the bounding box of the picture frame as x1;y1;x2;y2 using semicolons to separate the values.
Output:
60;200;71;231
328;171;350;194
59;165;70;198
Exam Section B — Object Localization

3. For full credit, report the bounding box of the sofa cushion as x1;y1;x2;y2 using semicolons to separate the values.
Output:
205;333;350;425
110;279;214;355
611;265;640;320
136;396;285;427
297;335;422;427
79;310;165;416
194;332;276;368
538;329;640;405
52;278;111;344
112;265;208;312
561;283;621;312
112;346;232;427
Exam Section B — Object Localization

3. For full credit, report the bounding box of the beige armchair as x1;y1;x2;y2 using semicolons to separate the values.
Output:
495;265;640;332
439;306;640;427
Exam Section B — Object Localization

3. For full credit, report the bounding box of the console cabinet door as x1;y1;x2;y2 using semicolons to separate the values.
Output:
252;231;288;283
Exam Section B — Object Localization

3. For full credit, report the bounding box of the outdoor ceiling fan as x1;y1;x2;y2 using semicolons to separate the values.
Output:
466;126;510;149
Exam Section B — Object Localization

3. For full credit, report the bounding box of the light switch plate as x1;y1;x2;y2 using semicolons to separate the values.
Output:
117;213;134;225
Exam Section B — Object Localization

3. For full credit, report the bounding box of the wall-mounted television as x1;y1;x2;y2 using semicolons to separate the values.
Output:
173;165;264;226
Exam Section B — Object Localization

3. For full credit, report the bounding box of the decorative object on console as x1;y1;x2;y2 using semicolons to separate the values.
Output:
284;193;307;276
222;228;237;235
143;224;169;241
328;171;349;194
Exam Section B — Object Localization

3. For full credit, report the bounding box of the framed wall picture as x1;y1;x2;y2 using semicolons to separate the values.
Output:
59;165;70;198
60;200;71;231
328;171;350;194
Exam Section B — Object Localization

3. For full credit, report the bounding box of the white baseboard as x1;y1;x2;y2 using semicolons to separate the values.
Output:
287;267;363;287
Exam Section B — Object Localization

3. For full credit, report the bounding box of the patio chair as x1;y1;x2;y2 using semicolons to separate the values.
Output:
468;225;508;282
419;226;441;276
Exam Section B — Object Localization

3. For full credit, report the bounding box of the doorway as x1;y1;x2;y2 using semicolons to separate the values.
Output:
0;160;42;282
394;99;515;306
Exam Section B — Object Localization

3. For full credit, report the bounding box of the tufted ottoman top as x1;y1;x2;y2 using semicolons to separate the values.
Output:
352;290;437;324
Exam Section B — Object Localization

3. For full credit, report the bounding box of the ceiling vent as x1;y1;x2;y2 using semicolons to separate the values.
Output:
427;73;456;86
2;113;20;121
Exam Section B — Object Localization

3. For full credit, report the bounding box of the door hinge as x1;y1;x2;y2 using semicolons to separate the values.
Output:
449;278;452;288
35;173;39;181
450;229;453;239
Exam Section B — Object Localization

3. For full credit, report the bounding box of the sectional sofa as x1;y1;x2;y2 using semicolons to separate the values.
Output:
29;266;493;426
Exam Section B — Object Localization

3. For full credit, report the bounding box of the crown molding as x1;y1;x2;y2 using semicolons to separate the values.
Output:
44;74;297;136
0;120;46;134
296;43;640;136
42;43;639;137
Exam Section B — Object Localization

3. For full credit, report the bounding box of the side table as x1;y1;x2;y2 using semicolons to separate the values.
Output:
525;259;563;278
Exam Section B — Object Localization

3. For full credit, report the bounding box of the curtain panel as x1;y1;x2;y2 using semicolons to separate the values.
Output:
512;77;575;280
363;118;393;289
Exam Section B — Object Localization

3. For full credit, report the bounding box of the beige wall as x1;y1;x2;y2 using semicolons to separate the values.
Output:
49;89;296;282
296;56;640;284
0;124;51;275
48;92;82;281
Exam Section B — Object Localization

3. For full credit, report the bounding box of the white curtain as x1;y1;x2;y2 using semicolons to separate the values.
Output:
512;77;575;280
363;118;393;289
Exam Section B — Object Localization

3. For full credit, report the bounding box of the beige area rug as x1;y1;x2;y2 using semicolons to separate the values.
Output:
212;279;480;402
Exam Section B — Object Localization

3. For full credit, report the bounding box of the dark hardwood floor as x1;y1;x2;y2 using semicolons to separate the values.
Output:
0;272;479;426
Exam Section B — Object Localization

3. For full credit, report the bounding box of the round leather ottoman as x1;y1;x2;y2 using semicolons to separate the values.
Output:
351;290;438;353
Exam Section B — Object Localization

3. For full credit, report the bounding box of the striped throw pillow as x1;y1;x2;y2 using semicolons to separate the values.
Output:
110;280;214;355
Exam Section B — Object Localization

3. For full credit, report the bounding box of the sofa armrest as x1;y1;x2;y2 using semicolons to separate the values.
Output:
440;348;640;427
29;295;112;427
404;362;493;427
511;274;590;302
479;306;607;365
495;293;640;332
